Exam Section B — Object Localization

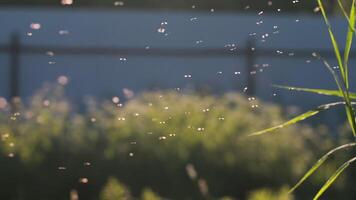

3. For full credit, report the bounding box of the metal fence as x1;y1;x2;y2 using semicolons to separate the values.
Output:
0;32;354;100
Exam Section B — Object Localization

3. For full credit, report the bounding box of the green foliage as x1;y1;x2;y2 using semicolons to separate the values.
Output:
218;197;235;200
97;91;319;186
100;177;132;200
0;84;345;199
141;188;161;200
247;187;294;200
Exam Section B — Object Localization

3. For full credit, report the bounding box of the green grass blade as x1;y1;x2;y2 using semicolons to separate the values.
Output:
272;85;356;100
343;0;356;89
313;156;356;200
336;0;356;34
317;0;346;84
249;102;345;136
317;1;356;137
329;30;345;80
317;54;345;93
346;108;356;136
316;54;356;136
344;2;356;136
289;143;356;193
337;0;351;21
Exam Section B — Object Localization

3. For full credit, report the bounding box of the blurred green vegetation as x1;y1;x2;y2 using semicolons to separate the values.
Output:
247;187;293;200
99;177;131;200
0;84;355;199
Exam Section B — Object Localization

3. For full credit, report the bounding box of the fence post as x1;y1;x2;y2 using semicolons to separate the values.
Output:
245;38;256;96
9;32;20;100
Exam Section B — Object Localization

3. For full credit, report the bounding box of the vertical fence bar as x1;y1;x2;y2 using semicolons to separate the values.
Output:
9;32;20;100
245;38;256;96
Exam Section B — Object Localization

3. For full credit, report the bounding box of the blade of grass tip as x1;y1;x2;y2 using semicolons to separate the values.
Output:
313;156;356;200
317;0;346;84
248;102;345;137
272;85;356;100
343;0;356;89
289;143;356;193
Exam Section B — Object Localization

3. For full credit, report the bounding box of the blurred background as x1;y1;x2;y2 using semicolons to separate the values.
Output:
0;0;356;199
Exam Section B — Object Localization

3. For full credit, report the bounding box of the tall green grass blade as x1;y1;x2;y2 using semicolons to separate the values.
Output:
343;0;356;89
336;0;356;34
333;1;356;137
329;32;346;80
249;102;346;136
317;1;356;136
317;0;346;85
289;143;356;193
262;2;356;199
343;0;356;137
313;156;356;200
272;85;356;99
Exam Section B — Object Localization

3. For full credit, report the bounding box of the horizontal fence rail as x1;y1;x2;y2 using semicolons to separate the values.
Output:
0;32;353;100
1;44;355;58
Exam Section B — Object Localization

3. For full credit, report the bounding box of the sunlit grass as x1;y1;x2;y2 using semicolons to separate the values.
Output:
250;0;356;199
